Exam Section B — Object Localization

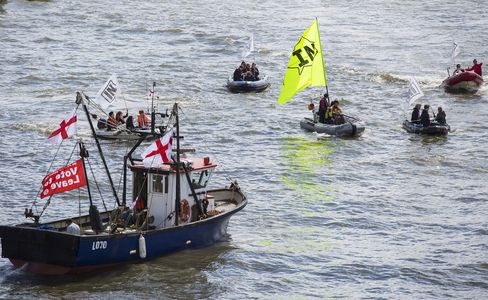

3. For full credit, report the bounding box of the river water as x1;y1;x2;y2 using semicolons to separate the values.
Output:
0;0;487;299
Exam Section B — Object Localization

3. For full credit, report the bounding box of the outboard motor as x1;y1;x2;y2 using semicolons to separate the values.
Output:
89;205;104;233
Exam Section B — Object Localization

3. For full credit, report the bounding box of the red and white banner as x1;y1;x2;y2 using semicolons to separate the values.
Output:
41;159;87;199
47;109;77;144
142;128;173;167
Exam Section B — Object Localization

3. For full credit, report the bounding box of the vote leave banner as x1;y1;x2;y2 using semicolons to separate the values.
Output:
41;159;87;199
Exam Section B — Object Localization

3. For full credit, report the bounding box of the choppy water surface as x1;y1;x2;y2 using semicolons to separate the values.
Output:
0;0;487;299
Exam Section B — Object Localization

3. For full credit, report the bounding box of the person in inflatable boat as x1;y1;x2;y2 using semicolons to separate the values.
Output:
465;59;483;76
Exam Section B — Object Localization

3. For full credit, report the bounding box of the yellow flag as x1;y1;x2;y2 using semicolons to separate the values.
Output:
277;19;327;104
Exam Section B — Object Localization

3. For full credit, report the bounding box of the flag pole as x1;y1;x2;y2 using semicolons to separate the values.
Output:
174;103;181;226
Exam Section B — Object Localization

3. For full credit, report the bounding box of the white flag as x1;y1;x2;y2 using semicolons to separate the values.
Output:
407;77;424;107
450;42;460;65
47;109;77;144
241;34;254;59
94;74;121;111
142;128;174;168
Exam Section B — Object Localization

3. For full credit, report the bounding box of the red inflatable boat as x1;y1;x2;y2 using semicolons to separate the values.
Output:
442;71;483;93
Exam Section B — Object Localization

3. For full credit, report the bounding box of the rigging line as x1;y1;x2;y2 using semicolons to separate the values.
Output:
116;141;131;195
86;157;108;212
177;107;235;182
37;139;80;219
31;105;81;212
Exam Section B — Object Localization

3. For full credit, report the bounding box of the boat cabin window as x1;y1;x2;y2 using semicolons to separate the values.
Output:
151;174;168;194
133;172;148;207
191;169;212;189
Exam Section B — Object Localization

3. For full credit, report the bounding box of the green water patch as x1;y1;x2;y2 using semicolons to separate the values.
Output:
279;136;338;203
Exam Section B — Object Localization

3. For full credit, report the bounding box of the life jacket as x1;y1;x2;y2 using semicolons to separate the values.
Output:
332;105;342;115
325;107;333;119
138;114;150;127
107;116;117;129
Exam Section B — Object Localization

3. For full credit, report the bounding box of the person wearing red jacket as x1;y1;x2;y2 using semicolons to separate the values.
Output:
465;59;483;76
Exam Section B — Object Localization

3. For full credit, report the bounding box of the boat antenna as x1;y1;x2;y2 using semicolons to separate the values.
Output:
76;92;121;207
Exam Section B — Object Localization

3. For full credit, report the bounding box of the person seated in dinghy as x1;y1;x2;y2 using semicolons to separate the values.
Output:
243;70;254;81
420;104;431;127
115;111;128;125
251;63;260;81
465;59;483;76
107;111;117;131
137;110;151;128
411;104;421;123
435;106;447;125
452;64;465;75
233;66;243;81
325;100;345;124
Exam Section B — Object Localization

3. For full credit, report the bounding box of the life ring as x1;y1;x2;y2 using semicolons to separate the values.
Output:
180;199;190;222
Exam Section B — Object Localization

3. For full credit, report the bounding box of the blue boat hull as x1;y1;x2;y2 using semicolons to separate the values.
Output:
0;190;246;274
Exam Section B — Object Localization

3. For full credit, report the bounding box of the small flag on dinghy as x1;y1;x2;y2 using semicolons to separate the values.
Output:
95;74;121;111
407;77;424;106
47;109;77;144
142;128;174;167
450;42;460;65
41;159;87;199
278;19;327;104
241;34;255;59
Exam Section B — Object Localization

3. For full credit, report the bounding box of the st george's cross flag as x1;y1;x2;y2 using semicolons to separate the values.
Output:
47;109;77;144
142;128;174;168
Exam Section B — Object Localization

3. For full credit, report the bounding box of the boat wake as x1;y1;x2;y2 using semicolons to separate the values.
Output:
11;122;54;136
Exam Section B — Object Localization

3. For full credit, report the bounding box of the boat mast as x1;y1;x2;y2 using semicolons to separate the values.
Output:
174;103;181;226
151;82;156;135
76;92;121;207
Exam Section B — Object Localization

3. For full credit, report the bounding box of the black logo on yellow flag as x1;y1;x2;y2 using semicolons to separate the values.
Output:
289;36;318;75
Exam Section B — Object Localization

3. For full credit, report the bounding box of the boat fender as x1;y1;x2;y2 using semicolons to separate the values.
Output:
351;124;357;135
139;234;147;259
180;199;190;223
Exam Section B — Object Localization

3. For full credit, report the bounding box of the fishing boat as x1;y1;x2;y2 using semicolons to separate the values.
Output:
0;92;247;275
402;120;450;135
226;75;270;93
300;115;365;137
442;71;483;93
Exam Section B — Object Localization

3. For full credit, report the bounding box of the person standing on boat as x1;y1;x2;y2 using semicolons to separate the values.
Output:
107;111;117;131
435;107;447;125
420;104;431;127
411;104;421;123
137;110;150;128
452;64;465;75
318;93;329;123
465;59;483;76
